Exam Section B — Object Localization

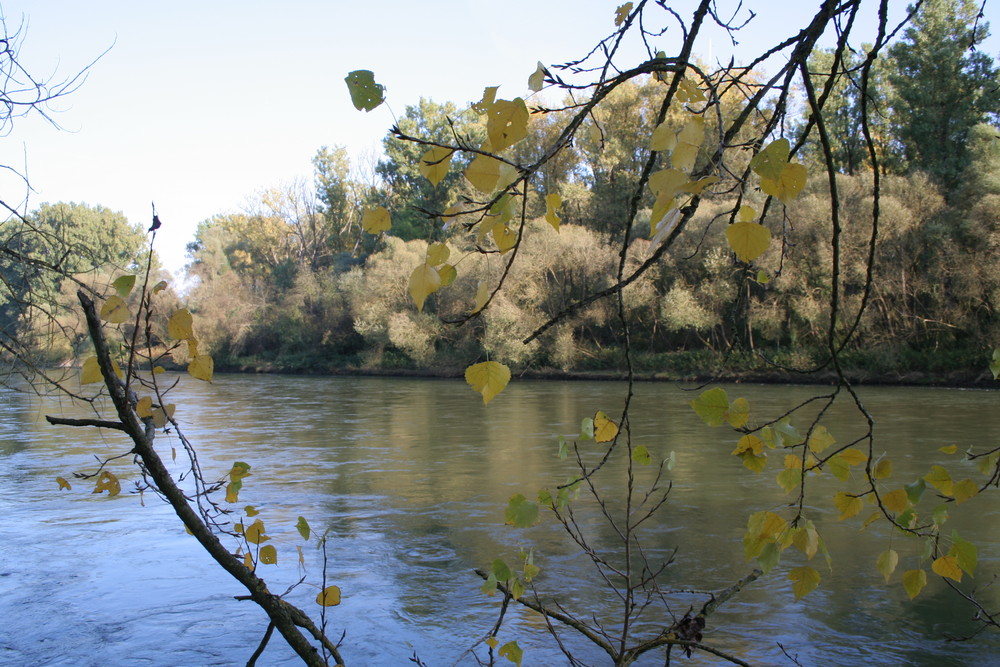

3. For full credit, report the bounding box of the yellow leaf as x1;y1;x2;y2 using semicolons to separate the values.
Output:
426;242;450;266
81;356;103;385
465;361;511;405
671;115;705;172
409;263;442;312
725;222;771;263
690;387;730;426
244;553;255;571
840;448;868;466
905;559;927;589
472;86;499;114
56;476;71;490
932;555;962;582
953;479;979;504
877;549;899;583
438;263;457;287
649;122;677;152
487;98;529;151
724;397;750;428
153;365;165;375
111;274;136;299
874;459;893;480
807;425;835;454
297;545;305;567
776;468;800;493
152;280;168;294
738;205;757;222
544;193;562;230
791;523;820;559
188;355;214;382
361;206;391;234
594;411;619;443
244;505;260;517
649;169;688;201
465;154;502;193
938;444;958;454
677;78;706;103
93;470;121;497
151;403;176;429
259;544;278;565
732;434;764;456
471;281;490;314
760;162;807;203
226;483;240;504
614;2;632;26
418;146;454;187
924;465;953;496
100;295;131;324
788;566;820;600
244;519;269;545
862;511;881;529
136;396;153;418
834;491;863;520
784;454;802;469
750;138;790;181
316;585;341;607
527;61;546;92
680;175;719;195
492;222;517;254
883;488;911;513
167;308;195;340
485;636;499;649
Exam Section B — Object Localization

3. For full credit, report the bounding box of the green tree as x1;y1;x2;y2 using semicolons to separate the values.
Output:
889;0;1000;192
377;98;483;240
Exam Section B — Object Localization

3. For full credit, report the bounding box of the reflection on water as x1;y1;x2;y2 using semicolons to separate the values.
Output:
1;375;998;665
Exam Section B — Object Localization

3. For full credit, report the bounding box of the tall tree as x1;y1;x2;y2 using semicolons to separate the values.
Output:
889;0;1000;193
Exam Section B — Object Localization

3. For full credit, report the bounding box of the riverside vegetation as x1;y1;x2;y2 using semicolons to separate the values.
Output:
4;0;1000;665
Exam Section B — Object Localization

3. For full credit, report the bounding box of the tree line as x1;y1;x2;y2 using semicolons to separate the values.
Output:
10;0;999;380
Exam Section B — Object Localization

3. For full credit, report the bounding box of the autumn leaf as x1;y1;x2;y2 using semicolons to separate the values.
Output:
151;403;176;429
188;355;214;383
649;122;677;153
614;2;633;26
100;295;131;324
111;274;136;299
903;570;927;600
361;206;391;234
471;281;490;314
243;518;269;545
883;488;911;513
93;470;121;497
750;138;791;181
316;585;341;606
465;154;502;193
726;222;771;263
924;465;953;496
593;411;619;443
951;532;977;576
81;356;103;385
259;545;278;565
953;479;979;504
876;549;899;583
296;516;311;540
544;193;562;230
932;555;962;582
426;242;450;266
499;641;523;667
725;396;750;428
874;459;893;480
527;61;546;92
419;146;453;186
344;69;384;112
487;98;529;151
492;221;517;254
473;86;499;114
56;476;72;490
167;308;195;341
465;361;511;404
834;491;863;520
632;445;652;465
409;263;441;312
677;78;706;103
788;566;820;599
760;163;807;203
807;425;836;454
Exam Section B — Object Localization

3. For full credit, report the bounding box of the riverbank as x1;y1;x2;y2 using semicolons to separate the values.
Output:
213;352;998;389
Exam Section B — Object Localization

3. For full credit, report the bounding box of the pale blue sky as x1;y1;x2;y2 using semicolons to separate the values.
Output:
2;1;997;275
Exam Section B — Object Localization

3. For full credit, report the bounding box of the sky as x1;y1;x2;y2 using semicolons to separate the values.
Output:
2;0;998;276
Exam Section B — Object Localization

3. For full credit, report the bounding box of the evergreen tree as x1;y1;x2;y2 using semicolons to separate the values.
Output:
889;0;1000;194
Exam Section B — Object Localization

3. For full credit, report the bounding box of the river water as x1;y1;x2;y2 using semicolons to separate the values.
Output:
1;375;998;666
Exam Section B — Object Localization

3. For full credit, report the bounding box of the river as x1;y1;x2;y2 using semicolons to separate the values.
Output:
1;375;998;666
